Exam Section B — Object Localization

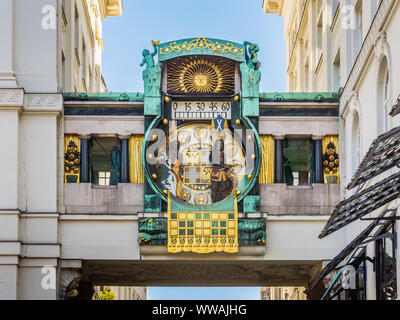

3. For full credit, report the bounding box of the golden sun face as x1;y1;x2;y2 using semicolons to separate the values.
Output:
167;55;235;95
194;74;208;87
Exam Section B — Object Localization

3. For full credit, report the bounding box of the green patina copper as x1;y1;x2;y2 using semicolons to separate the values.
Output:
138;218;167;245
243;196;260;213
233;115;262;205
238;218;266;246
170;192;236;213
137;217;266;247
63;92;144;102
259;92;341;103
141;42;162;116
142;115;164;212
158;38;246;62
62;92;340;104
241;41;261;117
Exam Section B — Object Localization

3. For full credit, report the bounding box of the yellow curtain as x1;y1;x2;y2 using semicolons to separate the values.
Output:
129;135;145;183
322;136;340;184
259;135;275;184
64;135;81;183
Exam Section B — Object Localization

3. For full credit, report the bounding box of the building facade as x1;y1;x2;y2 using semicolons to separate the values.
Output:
260;287;307;300
264;0;400;300
0;0;353;300
0;0;148;300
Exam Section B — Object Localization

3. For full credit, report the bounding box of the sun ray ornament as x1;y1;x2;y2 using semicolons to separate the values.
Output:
167;55;235;95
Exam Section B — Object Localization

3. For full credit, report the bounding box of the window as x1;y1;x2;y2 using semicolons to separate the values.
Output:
376;223;397;300
351;112;361;177
98;171;110;186
62;51;66;90
332;0;340;21
89;137;121;186
304;59;310;91
333;49;341;92
353;1;362;62
82;38;87;83
356;259;367;300
282;139;313;186
377;57;389;135
61;0;67;25
74;5;79;52
317;15;323;62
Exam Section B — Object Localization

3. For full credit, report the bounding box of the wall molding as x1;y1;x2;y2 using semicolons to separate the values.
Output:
0;89;24;107
340;0;395;110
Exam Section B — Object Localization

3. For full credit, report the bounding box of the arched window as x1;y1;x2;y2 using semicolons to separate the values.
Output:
377;57;389;135
351;112;361;176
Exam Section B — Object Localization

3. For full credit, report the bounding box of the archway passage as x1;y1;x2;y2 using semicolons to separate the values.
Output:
60;259;324;300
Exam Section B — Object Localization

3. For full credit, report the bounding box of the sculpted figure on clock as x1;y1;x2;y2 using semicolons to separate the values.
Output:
210;139;234;203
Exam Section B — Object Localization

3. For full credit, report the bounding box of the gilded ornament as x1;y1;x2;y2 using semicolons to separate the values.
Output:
167;55;235;94
64;139;80;183
163;119;169;125
164;96;170;103
159;38;244;57
323;142;339;177
235;119;241;125
152;174;158;179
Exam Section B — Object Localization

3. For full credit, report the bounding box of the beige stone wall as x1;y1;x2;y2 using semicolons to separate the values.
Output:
265;0;400;300
59;0;122;93
264;0;382;93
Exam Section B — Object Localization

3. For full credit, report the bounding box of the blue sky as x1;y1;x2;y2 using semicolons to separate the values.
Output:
102;0;286;93
101;0;286;300
148;287;261;300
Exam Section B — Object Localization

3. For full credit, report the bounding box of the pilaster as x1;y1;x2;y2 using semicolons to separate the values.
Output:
0;89;24;209
0;0;18;87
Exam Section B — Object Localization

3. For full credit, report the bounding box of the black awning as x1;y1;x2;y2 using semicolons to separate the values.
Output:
310;209;397;293
389;96;400;117
319;172;400;239
347;126;400;190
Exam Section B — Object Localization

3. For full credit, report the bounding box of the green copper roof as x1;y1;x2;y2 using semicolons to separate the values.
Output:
63;92;340;103
259;92;341;103
63;92;144;102
158;38;246;62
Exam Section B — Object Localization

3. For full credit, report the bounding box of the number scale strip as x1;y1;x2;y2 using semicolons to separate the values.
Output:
171;101;232;120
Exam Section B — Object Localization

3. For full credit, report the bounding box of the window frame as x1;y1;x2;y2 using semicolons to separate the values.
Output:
375;222;397;300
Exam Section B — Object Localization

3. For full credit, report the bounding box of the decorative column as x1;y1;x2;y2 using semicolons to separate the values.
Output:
119;135;130;183
274;136;285;184
80;135;91;183
312;136;324;184
0;0;18;87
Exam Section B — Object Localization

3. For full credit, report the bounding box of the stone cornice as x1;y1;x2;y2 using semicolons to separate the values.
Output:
0;89;24;108
340;0;395;110
24;94;63;114
263;0;284;15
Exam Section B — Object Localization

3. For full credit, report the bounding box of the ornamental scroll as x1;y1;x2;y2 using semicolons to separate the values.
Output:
322;136;340;184
167;193;239;254
159;38;244;58
64;135;81;183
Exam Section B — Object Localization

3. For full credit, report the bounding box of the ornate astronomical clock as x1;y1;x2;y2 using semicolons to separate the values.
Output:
139;38;266;254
